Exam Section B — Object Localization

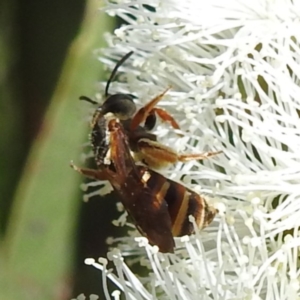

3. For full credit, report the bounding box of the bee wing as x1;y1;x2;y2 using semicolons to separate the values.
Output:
108;119;139;179
124;182;175;253
108;119;175;252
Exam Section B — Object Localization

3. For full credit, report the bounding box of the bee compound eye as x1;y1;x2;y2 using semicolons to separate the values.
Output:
144;113;157;131
101;94;136;119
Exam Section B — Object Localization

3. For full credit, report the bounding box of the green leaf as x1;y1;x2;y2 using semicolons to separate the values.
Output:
1;1;114;299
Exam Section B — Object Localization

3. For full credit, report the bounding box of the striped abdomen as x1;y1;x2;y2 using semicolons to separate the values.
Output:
138;167;217;237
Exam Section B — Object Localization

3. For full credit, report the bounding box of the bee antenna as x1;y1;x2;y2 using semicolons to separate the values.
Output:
79;96;98;105
105;51;134;97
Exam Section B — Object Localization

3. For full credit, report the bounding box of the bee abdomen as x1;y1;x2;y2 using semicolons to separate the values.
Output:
143;168;217;237
170;191;217;237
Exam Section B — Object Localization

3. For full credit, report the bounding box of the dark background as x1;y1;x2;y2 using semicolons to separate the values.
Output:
1;0;119;298
1;0;84;232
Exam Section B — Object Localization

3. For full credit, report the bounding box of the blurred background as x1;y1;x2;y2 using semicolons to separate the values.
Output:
0;0;119;298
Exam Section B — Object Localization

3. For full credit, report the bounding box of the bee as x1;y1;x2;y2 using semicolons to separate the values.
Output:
79;51;221;169
71;119;218;253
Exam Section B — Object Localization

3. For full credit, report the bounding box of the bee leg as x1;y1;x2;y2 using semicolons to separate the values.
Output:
178;150;223;162
137;139;222;169
136;139;181;169
130;87;171;130
150;107;180;131
70;161;109;181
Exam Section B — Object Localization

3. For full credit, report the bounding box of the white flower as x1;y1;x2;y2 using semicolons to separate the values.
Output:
80;1;300;299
